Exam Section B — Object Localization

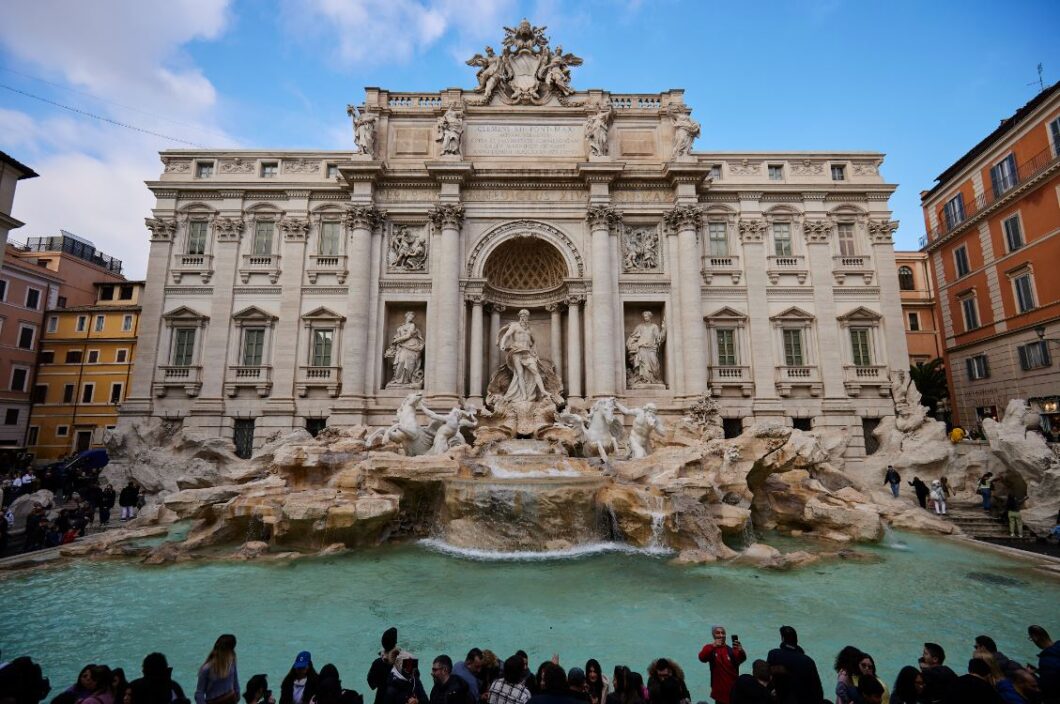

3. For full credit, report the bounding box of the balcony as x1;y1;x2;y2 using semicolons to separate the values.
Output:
701;254;742;284
240;253;281;284
297;365;341;397
153;365;203;398
843;365;890;397
766;255;808;284
307;254;349;284
926;145;1060;246
224;365;273;398
775;366;822;397
708;365;753;397
171;253;214;284
832;255;874;285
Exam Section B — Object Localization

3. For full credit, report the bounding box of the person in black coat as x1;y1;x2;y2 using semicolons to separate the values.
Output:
909;477;930;509
280;651;319;704
385;653;428;704
99;485;117;526
428;656;470;704
119;481;139;521
766;627;824;704
944;659;1002;704
129;652;190;704
369;628;399;704
730;660;774;704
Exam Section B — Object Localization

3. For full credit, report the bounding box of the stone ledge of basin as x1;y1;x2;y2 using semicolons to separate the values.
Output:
942;533;1060;571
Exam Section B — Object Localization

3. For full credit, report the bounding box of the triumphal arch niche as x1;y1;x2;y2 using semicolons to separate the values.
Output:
129;18;905;457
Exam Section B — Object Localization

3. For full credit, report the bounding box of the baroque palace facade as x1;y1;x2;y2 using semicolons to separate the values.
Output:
122;22;908;458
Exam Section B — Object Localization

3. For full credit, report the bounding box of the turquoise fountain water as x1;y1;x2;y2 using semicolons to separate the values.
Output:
1;532;1056;698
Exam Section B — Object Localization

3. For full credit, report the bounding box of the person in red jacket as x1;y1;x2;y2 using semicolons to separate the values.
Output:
698;626;747;704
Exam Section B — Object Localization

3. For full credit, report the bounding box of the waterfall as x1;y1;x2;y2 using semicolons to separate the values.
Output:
642;492;667;549
882;525;909;550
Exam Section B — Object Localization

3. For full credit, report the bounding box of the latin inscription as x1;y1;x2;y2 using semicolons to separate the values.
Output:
466;124;583;157
464;188;586;203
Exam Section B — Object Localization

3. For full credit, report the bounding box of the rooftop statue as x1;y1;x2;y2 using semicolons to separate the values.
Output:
466;20;582;105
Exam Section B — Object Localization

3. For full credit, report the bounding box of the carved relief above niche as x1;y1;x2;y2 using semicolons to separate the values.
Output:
622;224;661;272
387;223;429;272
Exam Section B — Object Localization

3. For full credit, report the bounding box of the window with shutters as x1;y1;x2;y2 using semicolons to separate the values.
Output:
110;383;123;404
172;328;197;366
242;328;265;366
81;383;94;403
782;328;804;366
122;314;134;331
837;223;856;256
850;328;872;367
715;329;737;366
773;223;792;256
1051;116;1060;157
1013;272;1036;313
320;221;341;256
954;245;970;277
1018;341;1051;371
1003;214;1023;252
47;316;58;333
898;266;915;290
187;220;209;255
943;194;965;230
253;221;274;255
961;296;980;331
76;315;87;332
312;329;334;366
708;222;728;256
95;315;105;332
908;312;920;331
966;354;990;380
990;153;1018;197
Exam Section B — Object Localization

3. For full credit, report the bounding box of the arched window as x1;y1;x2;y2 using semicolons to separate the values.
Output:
898;266;915;291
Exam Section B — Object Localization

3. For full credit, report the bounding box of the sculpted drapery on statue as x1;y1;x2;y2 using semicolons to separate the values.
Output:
347;106;377;157
669;106;701;159
626;311;666;386
497;309;562;405
465;20;582;105
385;312;425;389
585;103;613;157
435;104;465;156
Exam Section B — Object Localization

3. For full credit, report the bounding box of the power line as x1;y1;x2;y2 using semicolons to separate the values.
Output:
0;82;207;147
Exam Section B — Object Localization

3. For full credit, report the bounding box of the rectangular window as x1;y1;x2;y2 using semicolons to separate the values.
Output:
716;329;737;366
1052;117;1060;157
233;418;255;459
87;350;99;364
39;351;54;363
1018;341;1051;370
943;194;965;230
109;383;123;404
782;328;804;366
56;425;69;437
65;350;83;364
100;285;115;300
253;221;274;255
27;426;39;446
187;220;208;255
954;245;970;277
961;297;980;331
967;354;990;380
326;164;339;179
709;164;722;181
122;314;134;331
17;325;35;350
311;329;334;366
0;279;6;300
1013;273;1036;313
908;312;920;331
81;384;94;403
850;328;872;367
837;223;856;256
1003;215;1023;251
94;314;105;332
57;296;66;308
261;162;278;178
119;285;134;300
707;222;728;256
47;316;58;333
172;328;197;366
115;349;128;363
990;153;1018;197
768;164;784;180
4;409;17;426
63;384;75;403
831;164;846;181
10;367;28;392
32;385;47;403
195;161;213;178
76;315;87;332
25;288;40;310
773;223;792;256
242;328;265;366
320;222;341;256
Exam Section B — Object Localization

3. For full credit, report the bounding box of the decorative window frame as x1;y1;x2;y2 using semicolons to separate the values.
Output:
230;306;279;367
770;306;817;364
241;203;285;284
115;348;129;363
24;286;42;310
81;382;95;404
194;160;216;179
307;205;349;283
1006;263;1038;314
122;314;134;332
957;290;981;332
9;364;31;392
155;305;209;398
835;307;888;392
86;349;100;364
704;306;752;397
173;203;218;284
46;315;58;333
702;206;739;283
1001;210;1025;253
17;323;36;350
298;307;346;398
953;243;971;278
110;382;124;404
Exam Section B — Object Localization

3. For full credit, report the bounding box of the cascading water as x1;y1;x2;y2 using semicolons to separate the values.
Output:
642;491;668;549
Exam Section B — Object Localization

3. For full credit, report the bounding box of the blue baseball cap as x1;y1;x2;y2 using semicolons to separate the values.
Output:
293;651;312;669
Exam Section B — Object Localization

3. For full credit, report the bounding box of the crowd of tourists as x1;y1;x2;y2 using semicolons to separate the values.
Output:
2;623;1059;704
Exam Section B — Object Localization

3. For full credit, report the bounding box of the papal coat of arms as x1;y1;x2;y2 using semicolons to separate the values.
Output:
466;19;583;105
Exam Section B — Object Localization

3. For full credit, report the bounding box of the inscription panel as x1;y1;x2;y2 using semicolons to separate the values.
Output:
464;188;586;203
466;123;583;157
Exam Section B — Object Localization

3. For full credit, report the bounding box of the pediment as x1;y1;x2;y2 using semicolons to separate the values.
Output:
302;306;346;322
232;305;278;322
770;306;815;321
837;306;882;322
162;305;209;321
705;306;747;321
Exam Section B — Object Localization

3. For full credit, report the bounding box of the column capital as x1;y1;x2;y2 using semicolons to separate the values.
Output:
585;204;622;230
280;216;310;241
343;204;385;230
737;217;766;243
465;292;486;305
428;203;466;229
565;294;585;307
867;219;898;244
664;204;702;232
803;218;833;244
545;303;560;313
145;217;177;242
489;303;506;314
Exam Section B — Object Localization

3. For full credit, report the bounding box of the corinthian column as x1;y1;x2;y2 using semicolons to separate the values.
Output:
566;295;583;399
428;203;465;402
586;205;622;396
489;304;505;376
665;205;707;396
340;205;384;401
547;303;563;385
467;293;485;402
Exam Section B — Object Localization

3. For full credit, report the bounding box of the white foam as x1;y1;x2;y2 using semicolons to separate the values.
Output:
487;466;582;479
418;538;674;561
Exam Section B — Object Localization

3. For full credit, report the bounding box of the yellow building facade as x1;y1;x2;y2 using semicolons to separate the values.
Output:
29;281;143;461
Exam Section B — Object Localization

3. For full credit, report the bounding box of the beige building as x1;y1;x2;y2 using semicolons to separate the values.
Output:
121;22;908;459
895;251;944;366
0;151;38;269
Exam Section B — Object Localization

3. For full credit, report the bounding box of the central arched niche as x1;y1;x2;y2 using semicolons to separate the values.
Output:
483;235;568;295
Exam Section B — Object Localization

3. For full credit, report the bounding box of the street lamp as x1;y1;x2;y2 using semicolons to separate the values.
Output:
1035;325;1060;346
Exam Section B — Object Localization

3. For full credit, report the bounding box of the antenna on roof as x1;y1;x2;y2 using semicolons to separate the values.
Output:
1027;63;1044;93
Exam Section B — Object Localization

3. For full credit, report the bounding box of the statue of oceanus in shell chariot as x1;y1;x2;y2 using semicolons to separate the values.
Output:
465;19;584;106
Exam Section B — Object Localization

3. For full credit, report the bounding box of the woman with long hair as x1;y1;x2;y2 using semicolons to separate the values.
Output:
857;654;888;704
584;660;607;704
196;635;240;704
890;666;923;704
79;665;115;704
833;646;865;704
604;667;628;704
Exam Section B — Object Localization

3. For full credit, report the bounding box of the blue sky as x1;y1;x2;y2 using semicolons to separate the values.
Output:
1;0;1058;277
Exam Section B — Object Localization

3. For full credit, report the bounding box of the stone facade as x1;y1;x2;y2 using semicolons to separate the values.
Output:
121;23;908;459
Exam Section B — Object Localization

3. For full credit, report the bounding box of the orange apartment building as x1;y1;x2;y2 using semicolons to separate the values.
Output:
895;251;944;366
921;82;1060;438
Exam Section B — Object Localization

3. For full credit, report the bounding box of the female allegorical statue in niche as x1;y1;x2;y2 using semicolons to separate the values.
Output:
385;312;425;388
626;310;666;386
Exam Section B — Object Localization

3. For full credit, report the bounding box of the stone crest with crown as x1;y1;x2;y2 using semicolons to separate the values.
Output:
465;19;583;106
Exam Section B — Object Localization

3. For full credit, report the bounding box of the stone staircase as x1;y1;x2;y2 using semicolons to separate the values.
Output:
943;499;1037;543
